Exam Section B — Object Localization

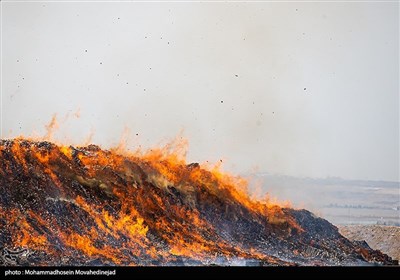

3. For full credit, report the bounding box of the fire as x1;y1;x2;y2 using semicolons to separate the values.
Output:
0;135;300;265
2;130;394;266
44;114;59;141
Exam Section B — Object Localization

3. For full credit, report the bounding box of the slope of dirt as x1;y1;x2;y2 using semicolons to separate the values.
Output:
339;225;400;261
0;139;397;266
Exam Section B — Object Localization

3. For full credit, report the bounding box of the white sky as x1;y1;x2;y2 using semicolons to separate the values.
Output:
1;1;399;181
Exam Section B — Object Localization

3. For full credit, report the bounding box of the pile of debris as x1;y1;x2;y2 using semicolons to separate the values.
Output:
0;139;396;266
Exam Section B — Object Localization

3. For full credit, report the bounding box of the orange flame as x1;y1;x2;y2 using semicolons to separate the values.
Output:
44;114;59;140
0;135;300;265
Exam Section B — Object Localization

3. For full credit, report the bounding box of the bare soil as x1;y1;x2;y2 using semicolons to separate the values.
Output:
339;225;400;261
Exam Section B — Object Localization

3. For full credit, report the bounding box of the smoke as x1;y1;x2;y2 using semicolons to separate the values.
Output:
2;2;398;181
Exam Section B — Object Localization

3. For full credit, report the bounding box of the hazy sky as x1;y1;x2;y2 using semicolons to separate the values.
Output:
1;1;399;181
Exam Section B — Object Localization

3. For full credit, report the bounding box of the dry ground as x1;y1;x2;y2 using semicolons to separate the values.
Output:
339;225;400;261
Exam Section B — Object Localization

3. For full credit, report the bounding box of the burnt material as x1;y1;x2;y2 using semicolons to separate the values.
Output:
0;139;396;266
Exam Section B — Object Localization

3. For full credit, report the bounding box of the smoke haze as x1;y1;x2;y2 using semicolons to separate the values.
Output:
2;1;399;181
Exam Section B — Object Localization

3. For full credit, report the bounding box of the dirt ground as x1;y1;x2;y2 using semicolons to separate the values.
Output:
338;225;400;261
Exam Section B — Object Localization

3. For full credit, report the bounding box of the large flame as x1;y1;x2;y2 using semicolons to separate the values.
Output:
0;135;302;265
0;117;395;266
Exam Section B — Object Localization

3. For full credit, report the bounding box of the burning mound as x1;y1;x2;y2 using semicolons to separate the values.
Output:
0;139;396;266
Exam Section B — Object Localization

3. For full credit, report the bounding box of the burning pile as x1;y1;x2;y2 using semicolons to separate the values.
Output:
0;138;396;266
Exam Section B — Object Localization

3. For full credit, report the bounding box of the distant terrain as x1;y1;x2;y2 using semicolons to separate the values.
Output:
339;225;400;261
254;174;399;262
254;174;399;226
